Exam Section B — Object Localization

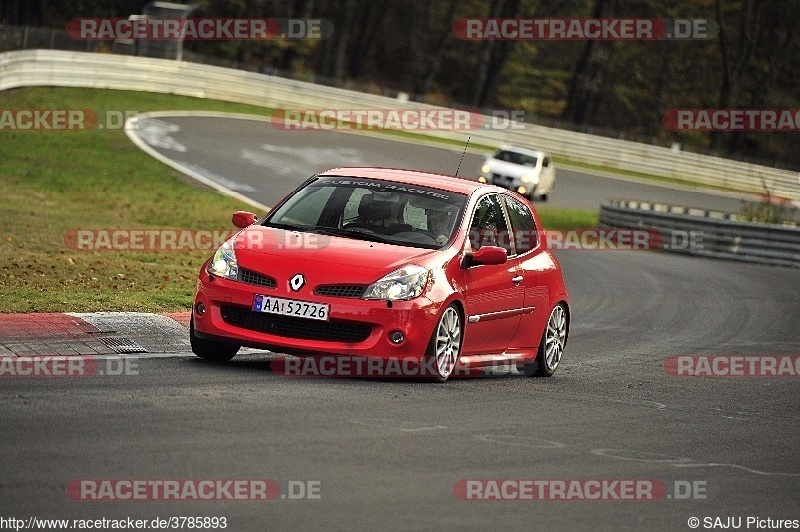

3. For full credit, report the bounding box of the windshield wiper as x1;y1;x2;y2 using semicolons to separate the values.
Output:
314;226;396;245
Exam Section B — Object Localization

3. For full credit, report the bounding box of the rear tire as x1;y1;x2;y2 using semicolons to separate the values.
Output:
522;303;567;377
539;193;549;202
190;315;240;362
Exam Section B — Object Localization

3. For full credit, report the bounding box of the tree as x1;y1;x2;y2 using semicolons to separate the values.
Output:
470;0;522;108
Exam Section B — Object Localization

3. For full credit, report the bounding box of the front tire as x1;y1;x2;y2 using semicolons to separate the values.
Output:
523;303;567;377
190;315;240;362
425;305;463;382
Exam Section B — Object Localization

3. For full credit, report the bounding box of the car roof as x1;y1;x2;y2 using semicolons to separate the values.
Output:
495;145;546;158
317;167;487;195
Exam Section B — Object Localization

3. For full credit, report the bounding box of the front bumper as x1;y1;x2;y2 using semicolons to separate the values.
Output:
193;267;441;360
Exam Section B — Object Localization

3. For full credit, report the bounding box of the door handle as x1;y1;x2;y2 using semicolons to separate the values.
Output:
511;275;523;284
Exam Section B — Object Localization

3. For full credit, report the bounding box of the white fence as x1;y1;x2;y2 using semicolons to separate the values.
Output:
2;49;799;201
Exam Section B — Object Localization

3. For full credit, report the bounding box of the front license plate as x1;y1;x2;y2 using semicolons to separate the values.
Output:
253;295;330;321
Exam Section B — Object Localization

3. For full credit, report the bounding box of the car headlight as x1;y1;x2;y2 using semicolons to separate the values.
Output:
362;265;430;301
481;164;491;174
208;237;238;280
520;173;539;184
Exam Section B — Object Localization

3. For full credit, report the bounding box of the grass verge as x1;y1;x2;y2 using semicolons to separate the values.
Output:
0;87;269;313
536;206;598;229
0;87;595;313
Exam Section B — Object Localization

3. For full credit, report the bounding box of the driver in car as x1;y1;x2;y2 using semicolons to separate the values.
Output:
426;208;454;246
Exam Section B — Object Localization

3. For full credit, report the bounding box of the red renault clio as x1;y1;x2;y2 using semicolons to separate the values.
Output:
191;167;569;381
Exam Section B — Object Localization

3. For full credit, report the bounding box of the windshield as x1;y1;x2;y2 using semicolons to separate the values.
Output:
494;150;538;168
264;177;467;250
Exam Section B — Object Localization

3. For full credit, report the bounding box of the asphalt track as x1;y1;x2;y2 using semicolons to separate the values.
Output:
2;115;799;531
130;114;752;212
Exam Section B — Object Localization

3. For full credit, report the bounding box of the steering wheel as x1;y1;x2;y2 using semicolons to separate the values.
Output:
417;230;446;244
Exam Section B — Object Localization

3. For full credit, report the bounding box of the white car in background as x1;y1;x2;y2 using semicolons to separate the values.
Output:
478;146;556;201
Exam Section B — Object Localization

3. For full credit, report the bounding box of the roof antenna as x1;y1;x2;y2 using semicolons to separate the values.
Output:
455;136;471;177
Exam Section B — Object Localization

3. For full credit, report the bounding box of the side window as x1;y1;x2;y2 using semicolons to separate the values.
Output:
543;157;550;168
503;195;538;254
469;194;512;255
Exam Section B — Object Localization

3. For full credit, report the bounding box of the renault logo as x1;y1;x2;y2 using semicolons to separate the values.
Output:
289;273;305;291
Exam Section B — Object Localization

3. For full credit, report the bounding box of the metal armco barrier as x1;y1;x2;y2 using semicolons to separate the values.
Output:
2;50;800;201
599;200;800;268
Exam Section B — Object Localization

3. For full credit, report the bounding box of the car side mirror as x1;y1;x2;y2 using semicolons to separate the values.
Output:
232;211;258;228
461;246;508;268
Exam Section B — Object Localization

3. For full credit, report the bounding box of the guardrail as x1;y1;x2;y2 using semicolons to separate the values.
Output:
2;49;799;201
599;199;800;268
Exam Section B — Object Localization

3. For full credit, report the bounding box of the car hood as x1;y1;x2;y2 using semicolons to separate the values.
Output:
233;226;442;283
486;158;540;178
